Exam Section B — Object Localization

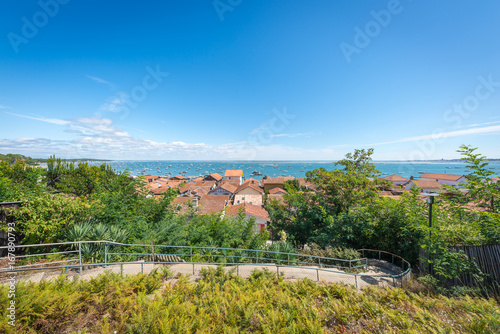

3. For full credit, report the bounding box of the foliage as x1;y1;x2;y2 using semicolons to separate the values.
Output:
305;148;381;215
0;173;12;202
147;212;267;250
1;271;499;333
8;192;102;244
283;178;301;193
451;145;500;212
0;159;44;191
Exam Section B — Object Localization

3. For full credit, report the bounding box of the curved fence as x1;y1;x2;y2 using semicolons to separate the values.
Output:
0;241;411;288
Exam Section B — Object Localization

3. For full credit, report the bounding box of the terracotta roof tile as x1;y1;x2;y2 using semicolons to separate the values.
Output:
380;174;409;182
226;203;270;221
235;183;264;194
420;173;464;181
220;183;238;193
224;170;243;177
205;173;223;181
269;187;287;195
262;176;294;184
408;180;442;189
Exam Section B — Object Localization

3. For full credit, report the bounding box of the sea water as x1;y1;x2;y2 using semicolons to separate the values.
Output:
88;160;500;180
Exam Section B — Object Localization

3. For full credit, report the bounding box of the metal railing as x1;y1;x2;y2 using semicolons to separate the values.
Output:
0;241;411;288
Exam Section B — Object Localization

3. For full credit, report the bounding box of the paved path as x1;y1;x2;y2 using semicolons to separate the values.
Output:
13;261;400;288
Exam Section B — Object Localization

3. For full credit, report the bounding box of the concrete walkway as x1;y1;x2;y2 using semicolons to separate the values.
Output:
14;261;401;288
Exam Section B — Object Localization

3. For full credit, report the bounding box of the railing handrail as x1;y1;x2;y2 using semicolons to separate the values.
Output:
1;241;411;279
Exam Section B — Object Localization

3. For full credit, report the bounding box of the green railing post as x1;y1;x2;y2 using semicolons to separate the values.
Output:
152;245;155;265
355;275;358;289
104;243;108;268
190;247;193;263
256;250;259;264
287;253;290;265
78;242;82;274
141;262;144;274
316;269;319;281
224;249;226;263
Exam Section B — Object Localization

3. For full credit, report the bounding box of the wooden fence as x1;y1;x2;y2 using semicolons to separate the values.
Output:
450;244;500;286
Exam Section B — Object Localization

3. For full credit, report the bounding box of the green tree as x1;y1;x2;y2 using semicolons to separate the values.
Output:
453;145;499;212
306;148;381;215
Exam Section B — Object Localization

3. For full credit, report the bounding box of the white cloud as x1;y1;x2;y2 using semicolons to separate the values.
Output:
270;133;313;138
99;92;128;113
5;112;71;126
86;75;115;90
366;125;500;147
0;105;9;109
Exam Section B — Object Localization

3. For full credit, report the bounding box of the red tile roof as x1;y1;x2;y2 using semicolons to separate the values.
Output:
225;170;243;177
226;203;270;221
262;176;294;184
408;180;442;189
242;178;260;186
380;174;409;182
269;187;287;195
169;175;187;180
219;183;238;193
205;173;223;181
420;173;464;181
235;183;264;194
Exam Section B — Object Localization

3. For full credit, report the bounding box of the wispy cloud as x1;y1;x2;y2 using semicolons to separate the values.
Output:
366;125;500;146
0;105;9;109
98;92;128;113
5;112;71;126
456;121;500;129
270;133;314;138
86;75;115;90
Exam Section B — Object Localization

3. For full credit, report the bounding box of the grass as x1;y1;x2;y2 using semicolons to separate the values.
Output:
0;267;499;333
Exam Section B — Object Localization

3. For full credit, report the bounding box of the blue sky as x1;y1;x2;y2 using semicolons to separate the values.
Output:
1;0;499;160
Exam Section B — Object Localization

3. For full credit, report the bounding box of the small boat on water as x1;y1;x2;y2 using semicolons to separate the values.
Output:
251;171;262;176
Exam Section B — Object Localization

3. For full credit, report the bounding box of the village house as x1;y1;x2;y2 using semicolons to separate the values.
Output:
420;173;467;188
224;170;243;184
208;183;238;198
144;175;161;183
225;203;270;234
169;175;187;181
262;176;294;192
234;181;264;206
379;174;409;185
403;179;442;193
268;187;288;204
204;173;223;183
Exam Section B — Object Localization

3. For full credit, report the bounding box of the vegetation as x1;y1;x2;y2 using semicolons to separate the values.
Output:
0;269;498;333
266;146;500;287
0;155;267;251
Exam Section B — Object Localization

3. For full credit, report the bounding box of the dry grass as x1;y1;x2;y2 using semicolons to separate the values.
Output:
0;267;498;333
